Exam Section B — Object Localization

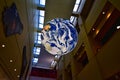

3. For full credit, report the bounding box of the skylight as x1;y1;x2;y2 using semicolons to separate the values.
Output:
33;47;41;55
35;32;42;44
39;16;44;24
33;58;38;63
39;0;46;6
73;4;79;12
76;0;81;4
73;0;81;12
39;10;45;29
70;16;75;22
39;24;43;28
73;0;86;13
40;10;45;17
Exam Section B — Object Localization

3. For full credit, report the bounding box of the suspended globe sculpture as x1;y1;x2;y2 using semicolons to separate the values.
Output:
41;18;78;55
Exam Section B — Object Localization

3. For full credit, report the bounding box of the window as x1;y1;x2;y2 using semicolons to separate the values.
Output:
39;0;46;7
33;58;38;63
73;0;81;12
33;47;41;55
35;32;42;44
38;10;45;29
73;0;86;13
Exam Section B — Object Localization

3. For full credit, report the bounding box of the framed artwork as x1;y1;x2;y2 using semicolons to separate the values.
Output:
2;3;23;36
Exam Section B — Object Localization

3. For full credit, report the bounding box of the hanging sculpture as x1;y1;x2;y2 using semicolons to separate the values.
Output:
41;18;78;55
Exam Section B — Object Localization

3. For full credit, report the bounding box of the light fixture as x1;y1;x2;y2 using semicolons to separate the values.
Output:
92;28;95;31
2;44;5;48
17;75;20;78
96;29;99;35
41;18;78;55
10;60;13;63
117;26;120;29
14;69;17;71
102;11;105;14
107;13;111;19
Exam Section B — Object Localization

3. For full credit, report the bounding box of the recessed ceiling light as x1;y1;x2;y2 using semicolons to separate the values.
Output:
2;44;5;48
10;60;13;63
92;28;95;31
17;75;20;78
14;69;17;71
107;13;111;19
117;26;120;29
96;30;99;35
102;11;105;14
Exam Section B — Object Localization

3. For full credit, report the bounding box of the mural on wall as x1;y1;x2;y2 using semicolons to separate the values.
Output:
2;3;23;36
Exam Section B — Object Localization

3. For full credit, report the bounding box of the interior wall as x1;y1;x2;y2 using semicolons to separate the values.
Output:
96;29;120;79
72;24;103;80
0;0;35;79
85;0;107;34
0;66;9;80
82;0;120;79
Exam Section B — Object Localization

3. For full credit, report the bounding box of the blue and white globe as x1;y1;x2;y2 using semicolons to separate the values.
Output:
41;18;78;55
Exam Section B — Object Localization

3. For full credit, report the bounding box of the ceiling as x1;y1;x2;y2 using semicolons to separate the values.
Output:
44;0;76;23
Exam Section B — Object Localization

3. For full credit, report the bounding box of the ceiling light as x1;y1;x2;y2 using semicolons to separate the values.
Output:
14;69;17;71
102;11;105;14
117;26;120;29
92;28;95;31
2;44;5;48
41;18;78;56
107;13;111;19
17;75;20;78
10;60;13;63
96;30;99;35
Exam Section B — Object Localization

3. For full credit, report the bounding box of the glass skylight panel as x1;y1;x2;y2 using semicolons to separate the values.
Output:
37;40;41;44
39;24;43;28
38;35;41;41
40;10;45;17
33;47;40;55
39;0;46;6
39;16;44;24
33;58;38;63
76;0;81;4
78;0;86;13
37;33;42;44
36;47;40;52
38;33;41;36
73;4;79;12
34;32;42;44
70;16;74;22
